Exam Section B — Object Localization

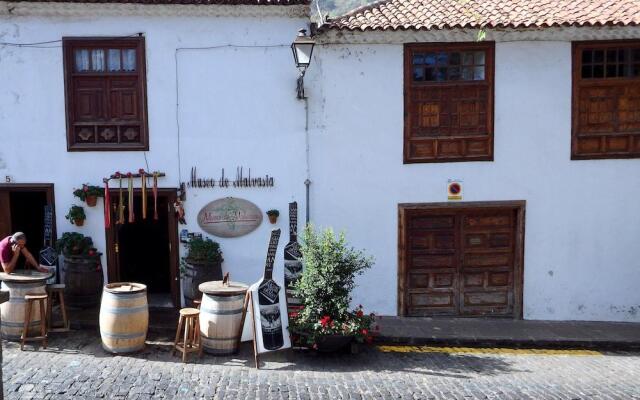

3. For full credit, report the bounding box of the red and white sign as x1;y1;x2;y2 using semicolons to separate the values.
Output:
447;180;463;201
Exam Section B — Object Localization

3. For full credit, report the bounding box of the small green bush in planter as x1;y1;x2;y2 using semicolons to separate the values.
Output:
55;232;100;259
181;236;224;306
289;225;376;351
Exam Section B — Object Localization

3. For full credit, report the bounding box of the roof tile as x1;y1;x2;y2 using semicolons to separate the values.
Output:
324;0;640;31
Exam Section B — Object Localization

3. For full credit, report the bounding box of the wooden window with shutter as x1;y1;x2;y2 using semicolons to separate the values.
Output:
63;37;148;151
404;43;494;163
572;41;640;159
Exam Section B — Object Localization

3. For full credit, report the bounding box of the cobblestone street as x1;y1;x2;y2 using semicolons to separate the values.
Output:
3;330;640;399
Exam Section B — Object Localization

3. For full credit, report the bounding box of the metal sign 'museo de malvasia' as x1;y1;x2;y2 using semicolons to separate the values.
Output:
187;167;274;189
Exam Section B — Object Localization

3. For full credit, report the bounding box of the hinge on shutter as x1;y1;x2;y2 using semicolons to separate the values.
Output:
115;242;119;254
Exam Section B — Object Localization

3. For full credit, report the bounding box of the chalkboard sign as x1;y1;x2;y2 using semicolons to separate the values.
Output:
249;229;291;354
43;205;53;244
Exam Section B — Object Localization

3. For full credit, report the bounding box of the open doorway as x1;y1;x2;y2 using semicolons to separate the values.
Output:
0;184;56;269
105;189;179;309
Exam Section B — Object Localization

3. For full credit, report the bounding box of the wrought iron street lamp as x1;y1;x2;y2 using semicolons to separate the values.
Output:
291;28;315;99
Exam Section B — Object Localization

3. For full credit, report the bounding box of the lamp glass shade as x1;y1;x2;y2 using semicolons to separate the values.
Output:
292;42;314;68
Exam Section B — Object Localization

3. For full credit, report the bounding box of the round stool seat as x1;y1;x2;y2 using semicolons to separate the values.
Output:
25;293;47;301
47;284;66;290
179;308;199;316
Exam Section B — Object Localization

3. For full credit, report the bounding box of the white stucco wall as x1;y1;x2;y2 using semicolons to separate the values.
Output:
307;41;640;321
0;8;308;295
2;6;639;322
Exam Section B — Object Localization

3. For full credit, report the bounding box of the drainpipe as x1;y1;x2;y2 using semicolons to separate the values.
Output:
304;96;311;225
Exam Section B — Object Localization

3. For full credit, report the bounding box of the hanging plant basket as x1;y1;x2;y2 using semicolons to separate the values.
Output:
85;195;98;207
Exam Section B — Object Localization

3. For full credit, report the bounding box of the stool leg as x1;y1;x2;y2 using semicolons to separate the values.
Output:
21;300;33;351
59;291;69;330
196;316;203;358
173;315;184;357
46;292;53;331
39;299;47;349
182;318;189;363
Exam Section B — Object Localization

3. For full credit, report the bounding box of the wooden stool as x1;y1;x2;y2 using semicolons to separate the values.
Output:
46;284;70;332
21;293;48;350
173;308;202;362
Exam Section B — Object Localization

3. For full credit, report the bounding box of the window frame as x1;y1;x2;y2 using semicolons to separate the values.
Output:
572;39;640;160
404;42;495;164
63;36;149;152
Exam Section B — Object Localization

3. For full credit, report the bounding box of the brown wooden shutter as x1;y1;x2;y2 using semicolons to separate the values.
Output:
572;41;640;159
63;38;148;151
404;43;494;163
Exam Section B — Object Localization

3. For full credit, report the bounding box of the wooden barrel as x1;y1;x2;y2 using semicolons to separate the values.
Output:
183;260;222;307
63;256;103;308
0;280;47;341
199;281;248;355
99;282;148;354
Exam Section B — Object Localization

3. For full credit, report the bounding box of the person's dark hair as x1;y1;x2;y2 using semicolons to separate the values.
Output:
11;232;26;243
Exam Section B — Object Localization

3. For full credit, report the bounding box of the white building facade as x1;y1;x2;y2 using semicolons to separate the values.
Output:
1;0;640;322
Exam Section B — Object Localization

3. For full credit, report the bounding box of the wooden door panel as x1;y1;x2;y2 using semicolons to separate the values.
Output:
402;205;521;318
459;210;515;316
405;212;458;316
0;191;11;239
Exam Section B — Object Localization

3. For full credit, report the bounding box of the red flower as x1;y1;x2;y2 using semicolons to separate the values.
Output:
289;312;299;319
88;250;95;256
138;168;145;174
361;329;368;336
320;315;331;328
356;310;364;317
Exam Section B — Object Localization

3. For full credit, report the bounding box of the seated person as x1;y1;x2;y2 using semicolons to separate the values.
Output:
0;232;49;274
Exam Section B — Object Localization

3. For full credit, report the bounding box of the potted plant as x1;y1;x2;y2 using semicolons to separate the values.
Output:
65;205;86;226
181;236;223;306
289;226;376;352
266;209;280;224
73;184;105;207
55;232;103;308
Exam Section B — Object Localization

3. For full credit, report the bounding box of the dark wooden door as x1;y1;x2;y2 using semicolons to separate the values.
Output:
399;202;524;318
105;189;180;308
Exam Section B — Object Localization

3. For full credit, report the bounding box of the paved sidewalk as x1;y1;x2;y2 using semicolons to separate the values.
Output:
377;316;640;349
4;330;640;399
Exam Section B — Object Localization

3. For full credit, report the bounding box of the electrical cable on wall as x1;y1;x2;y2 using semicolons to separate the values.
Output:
173;43;290;190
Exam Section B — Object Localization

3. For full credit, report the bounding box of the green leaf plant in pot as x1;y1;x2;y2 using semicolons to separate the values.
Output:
55;232;103;308
65;205;86;226
180;236;223;307
289;225;377;353
266;209;280;224
73;184;105;207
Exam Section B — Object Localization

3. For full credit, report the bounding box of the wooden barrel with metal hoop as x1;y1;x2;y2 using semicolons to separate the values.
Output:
0;271;51;341
99;282;148;354
198;280;248;355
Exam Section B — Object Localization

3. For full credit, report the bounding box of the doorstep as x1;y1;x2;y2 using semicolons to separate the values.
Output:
375;316;640;350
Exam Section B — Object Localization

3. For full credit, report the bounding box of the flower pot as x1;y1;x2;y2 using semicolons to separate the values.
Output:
268;215;278;224
182;259;222;307
314;335;354;352
85;195;97;207
73;219;85;227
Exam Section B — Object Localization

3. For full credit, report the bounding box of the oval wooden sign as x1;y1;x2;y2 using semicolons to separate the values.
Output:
197;197;263;238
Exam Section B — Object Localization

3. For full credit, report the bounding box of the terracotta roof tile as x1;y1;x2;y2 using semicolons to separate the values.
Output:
323;0;640;31
9;0;309;5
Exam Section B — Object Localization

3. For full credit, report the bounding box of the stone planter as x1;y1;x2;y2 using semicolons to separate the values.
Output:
181;259;222;307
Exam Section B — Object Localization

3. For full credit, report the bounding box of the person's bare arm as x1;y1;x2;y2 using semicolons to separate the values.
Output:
21;248;47;272
1;247;21;273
